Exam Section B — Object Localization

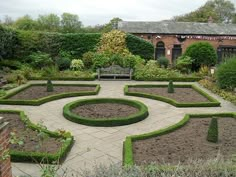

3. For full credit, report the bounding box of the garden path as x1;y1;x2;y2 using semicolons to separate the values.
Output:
0;80;235;177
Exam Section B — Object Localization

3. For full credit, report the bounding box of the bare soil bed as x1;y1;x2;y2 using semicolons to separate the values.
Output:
133;118;236;165
0;113;62;153
72;103;139;119
8;85;96;100
129;87;209;103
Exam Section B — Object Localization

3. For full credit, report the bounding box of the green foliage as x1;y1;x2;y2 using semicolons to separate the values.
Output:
158;56;169;68
70;59;84;71
82;51;95;69
0;59;21;70
126;33;154;59
56;56;72;71
14;15;38;30
46;80;54;92
5;70;27;85
176;55;192;73
0;25;18;59
61;13;82;33
122;55;145;68
216;57;236;89
101;17;123;33
207;117;218;143
0;90;7;98
197;65;209;77
168;80;174;93
184;42;217;71
199;79;236;105
37;14;60;32
92;53;111;70
28;51;53;69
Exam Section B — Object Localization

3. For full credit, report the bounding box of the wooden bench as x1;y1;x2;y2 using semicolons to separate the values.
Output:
97;65;133;80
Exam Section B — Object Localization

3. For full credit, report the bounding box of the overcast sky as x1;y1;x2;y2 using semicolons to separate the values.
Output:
0;0;235;26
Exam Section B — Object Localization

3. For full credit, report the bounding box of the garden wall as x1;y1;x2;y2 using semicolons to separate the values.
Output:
0;117;12;177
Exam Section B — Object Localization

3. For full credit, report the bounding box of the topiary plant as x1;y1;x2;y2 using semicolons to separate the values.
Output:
82;51;94;69
168;80;174;93
158;56;169;68
207;117;218;143
184;42;217;71
46;80;53;92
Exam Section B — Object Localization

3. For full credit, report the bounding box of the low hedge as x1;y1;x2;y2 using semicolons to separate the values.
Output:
134;77;202;82
124;84;220;107
123;112;236;166
29;76;96;81
0;110;74;163
63;98;149;127
0;83;100;106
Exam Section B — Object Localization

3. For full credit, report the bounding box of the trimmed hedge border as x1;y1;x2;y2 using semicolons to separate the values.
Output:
134;77;202;82
0;110;74;163
124;84;220;107
63;98;149;127
0;83;100;106
123;112;236;165
29;76;96;81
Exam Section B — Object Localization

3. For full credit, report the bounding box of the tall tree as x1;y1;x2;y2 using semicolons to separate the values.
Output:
174;0;235;23
3;15;14;26
61;13;82;33
37;13;60;31
14;15;37;30
101;17;123;33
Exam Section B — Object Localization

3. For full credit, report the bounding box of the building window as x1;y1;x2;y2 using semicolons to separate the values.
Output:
155;41;165;59
147;35;152;40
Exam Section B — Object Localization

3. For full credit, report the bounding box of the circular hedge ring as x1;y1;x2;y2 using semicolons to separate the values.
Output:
63;98;149;127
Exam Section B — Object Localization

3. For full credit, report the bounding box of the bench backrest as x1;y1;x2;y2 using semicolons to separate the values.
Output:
100;65;131;74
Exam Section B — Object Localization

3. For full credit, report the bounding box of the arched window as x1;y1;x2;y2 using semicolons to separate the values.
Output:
155;41;165;59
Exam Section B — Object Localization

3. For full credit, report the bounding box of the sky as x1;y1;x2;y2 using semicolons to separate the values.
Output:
0;0;236;26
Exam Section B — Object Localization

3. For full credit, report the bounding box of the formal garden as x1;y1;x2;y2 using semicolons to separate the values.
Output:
0;25;236;176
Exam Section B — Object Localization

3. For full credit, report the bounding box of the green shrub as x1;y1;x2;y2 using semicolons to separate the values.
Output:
28;51;53;69
158;56;169;68
0;90;7;98
184;42;217;71
82;51;94;69
207;117;218;143
55;51;72;70
46;80;53;92
0;59;21;70
40;66;59;78
126;33;154;59
216;57;236;89
5;71;27;85
176;55;192;73
70;59;84;71
92;53;111;70
122;55;145;68
168;80;174;93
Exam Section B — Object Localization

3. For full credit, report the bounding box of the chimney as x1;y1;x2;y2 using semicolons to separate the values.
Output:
208;16;213;23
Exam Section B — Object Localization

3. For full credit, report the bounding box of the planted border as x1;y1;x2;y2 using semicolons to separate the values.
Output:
29;76;96;81
124;84;220;107
0;83;100;106
123;112;236;165
0;110;74;163
63;98;149;127
134;77;202;82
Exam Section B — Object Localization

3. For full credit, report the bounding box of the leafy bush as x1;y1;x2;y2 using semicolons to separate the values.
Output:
0;59;21;70
168;80;174;93
40;66;59;78
70;59;84;71
157;56;169;68
5;71;27;85
207;117;218;143
197;65;209;77
176;55;192;73
184;42;217;71
126;33;154;59
28;51;53;69
55;51;72;70
82;51;94;69
0;90;6;97
92;53;111;70
216;57;236;89
122;55;145;68
134;60;182;80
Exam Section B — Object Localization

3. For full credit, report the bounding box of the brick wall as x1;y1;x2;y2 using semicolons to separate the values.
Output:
0;118;12;177
135;33;236;63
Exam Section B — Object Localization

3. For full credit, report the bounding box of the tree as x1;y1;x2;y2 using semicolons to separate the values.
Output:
174;0;235;23
3;15;14;26
233;13;236;23
37;13;60;31
61;13;82;33
101;17;123;33
14;15;37;30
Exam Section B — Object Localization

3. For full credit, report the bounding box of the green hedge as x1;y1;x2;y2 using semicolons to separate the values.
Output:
29;76;96;81
0;83;100;105
63;98;149;127
134;77;202;82
126;34;154;59
207;118;218;143
124;84;220;107
0;110;74;163
0;25;18;59
123;112;236;166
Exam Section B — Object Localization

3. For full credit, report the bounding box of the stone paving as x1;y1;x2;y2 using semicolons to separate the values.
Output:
0;80;235;177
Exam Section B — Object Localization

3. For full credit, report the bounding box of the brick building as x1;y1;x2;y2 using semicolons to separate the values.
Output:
118;21;236;64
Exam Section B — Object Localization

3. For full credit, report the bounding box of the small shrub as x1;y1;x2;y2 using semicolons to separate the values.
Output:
46;80;53;92
28;52;53;69
207;117;218;143
92;53;111;70
157;56;169;68
56;57;71;70
216;57;236;90
1;83;18;90
197;65;209;77
184;42;217;71
19;65;34;79
70;59;84;71
41;66;59;78
0;90;6;97
5;71;27;85
0;59;21;70
176;55;192;73
168;80;174;93
122;55;145;68
82;51;94;69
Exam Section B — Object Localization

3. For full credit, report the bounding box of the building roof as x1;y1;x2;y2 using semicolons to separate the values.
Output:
118;21;236;35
